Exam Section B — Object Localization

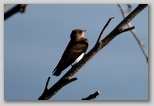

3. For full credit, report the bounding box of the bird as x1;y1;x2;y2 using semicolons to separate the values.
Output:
52;29;89;76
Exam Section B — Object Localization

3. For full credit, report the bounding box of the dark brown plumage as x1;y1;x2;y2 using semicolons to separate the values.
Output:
52;29;88;76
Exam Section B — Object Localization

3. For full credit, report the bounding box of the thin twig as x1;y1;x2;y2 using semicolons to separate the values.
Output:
118;4;148;62
120;26;135;33
96;17;114;44
45;77;51;90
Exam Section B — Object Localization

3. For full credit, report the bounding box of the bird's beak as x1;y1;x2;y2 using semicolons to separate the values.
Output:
83;30;86;32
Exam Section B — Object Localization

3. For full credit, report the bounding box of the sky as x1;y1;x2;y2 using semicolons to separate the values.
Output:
4;4;148;100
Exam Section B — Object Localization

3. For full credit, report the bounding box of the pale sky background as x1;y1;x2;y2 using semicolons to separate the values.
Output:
4;4;148;100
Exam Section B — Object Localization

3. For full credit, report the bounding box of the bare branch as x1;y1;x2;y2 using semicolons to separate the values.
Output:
38;4;148;100
38;77;50;100
82;91;100;100
45;77;51;90
4;4;28;21
38;77;77;100
118;4;148;62
96;17;114;45
120;26;135;33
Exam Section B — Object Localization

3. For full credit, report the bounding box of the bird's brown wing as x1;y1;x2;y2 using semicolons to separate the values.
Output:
52;38;88;76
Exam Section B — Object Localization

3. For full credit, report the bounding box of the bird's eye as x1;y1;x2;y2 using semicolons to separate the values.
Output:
78;31;82;34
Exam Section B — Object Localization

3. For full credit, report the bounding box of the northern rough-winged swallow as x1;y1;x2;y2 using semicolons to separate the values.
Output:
52;29;89;76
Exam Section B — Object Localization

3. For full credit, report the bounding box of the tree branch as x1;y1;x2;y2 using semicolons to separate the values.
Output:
38;77;50;100
4;4;28;21
82;91;100;100
38;4;148;100
118;4;148;62
120;26;135;33
96;17;114;45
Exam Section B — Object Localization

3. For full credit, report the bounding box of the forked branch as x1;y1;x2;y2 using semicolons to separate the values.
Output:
118;4;148;62
38;4;148;100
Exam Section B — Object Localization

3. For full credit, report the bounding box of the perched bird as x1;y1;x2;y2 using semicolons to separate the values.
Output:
52;29;89;76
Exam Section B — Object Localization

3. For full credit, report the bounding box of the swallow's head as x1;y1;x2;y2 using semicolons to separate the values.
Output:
70;29;86;40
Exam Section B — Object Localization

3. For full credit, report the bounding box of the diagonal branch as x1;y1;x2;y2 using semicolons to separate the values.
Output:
118;4;148;62
38;77;77;100
4;4;28;21
38;4;148;100
82;91;100;100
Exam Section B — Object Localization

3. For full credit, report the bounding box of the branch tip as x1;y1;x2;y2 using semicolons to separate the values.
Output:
20;4;28;13
96;17;114;44
68;77;78;83
110;17;114;20
120;26;135;33
45;77;51;89
82;91;101;100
